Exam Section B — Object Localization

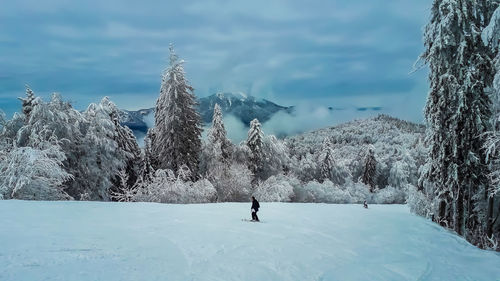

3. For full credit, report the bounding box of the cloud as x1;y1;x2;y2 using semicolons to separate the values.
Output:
202;114;248;144
0;0;432;123
260;104;385;139
204;98;420;145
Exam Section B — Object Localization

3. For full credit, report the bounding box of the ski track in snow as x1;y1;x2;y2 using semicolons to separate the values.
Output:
0;201;499;281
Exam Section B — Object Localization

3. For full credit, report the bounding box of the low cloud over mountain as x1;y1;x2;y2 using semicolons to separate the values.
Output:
120;92;385;144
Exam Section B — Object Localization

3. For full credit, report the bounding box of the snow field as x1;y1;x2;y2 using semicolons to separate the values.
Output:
0;201;499;281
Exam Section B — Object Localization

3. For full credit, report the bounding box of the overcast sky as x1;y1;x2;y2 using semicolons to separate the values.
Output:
0;0;431;122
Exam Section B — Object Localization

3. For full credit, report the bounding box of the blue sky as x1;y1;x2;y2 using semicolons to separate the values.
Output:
0;0;431;122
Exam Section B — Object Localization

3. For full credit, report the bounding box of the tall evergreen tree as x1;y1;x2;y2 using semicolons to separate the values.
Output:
207;103;232;162
261;135;290;179
151;44;203;180
319;139;335;183
81;100;125;200
18;85;36;122
482;3;500;243
0;110;6;131
420;0;496;242
203;103;234;197
100;97;142;199
317;139;349;185
361;146;377;192
247;118;264;178
139;130;156;185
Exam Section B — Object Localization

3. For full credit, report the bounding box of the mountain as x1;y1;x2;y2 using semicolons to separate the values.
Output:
198;92;294;125
119;92;294;136
119;108;154;137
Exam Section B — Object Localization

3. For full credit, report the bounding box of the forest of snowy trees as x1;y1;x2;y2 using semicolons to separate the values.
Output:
0;46;423;205
0;0;500;250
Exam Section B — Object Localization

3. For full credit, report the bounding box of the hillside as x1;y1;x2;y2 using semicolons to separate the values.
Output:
287;114;425;149
286;115;427;190
1;201;499;281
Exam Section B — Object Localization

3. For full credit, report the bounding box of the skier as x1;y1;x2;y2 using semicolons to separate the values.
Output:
363;200;368;209
251;196;260;221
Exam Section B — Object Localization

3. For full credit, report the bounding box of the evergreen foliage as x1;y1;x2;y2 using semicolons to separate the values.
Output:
415;0;500;248
361;147;377;192
151;44;203;180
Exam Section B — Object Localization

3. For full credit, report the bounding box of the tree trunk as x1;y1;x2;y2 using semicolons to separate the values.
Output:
455;188;464;236
486;194;494;237
438;200;447;226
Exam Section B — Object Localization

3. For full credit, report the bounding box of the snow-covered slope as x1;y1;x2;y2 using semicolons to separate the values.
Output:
1;201;499;281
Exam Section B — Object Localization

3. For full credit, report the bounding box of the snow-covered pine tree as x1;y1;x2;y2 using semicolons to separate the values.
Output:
18;85;36;121
419;0;496;242
2;113;24;144
0;110;6;131
206;103;232;162
361;146;377;192
319;139;336;183
81;101;125;200
289;152;318;183
262;135;291;179
202;103;235;200
151;44;203;180
114;122;141;184
456;1;497;245
138;130;156;186
419;0;463;228
246;118;264;179
317;139;349;185
482;3;500;243
99;97;142;198
388;160;410;189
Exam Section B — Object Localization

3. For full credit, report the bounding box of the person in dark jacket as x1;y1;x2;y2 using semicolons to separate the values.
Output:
251;196;260;221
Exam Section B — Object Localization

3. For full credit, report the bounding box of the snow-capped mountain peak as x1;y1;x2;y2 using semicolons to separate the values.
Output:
119;92;294;138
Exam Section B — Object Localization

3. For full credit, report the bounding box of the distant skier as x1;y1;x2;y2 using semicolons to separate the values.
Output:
363;200;368;209
251;196;260;221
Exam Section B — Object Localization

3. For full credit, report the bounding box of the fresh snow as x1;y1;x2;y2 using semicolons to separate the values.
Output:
0;201;499;281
